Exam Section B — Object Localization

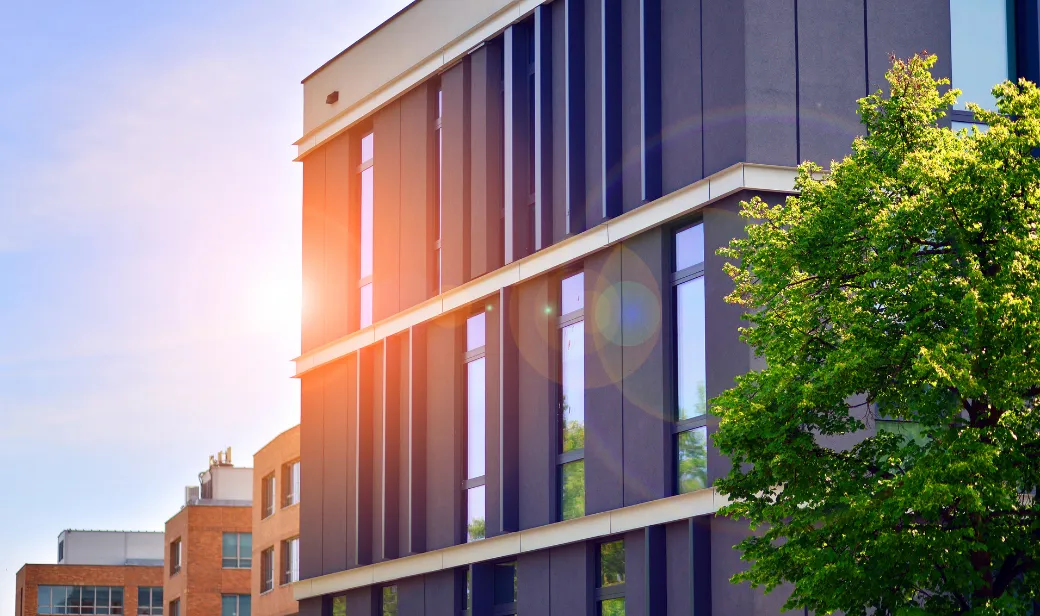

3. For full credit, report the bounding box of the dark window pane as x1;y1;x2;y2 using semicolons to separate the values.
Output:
382;586;398;616
561;321;585;451
950;0;1010;110
677;427;708;494
675;224;704;271
239;596;250;616
600;598;626;616
599;541;625;587
560;460;585;520
493;563;517;605
331;596;347;616
467;358;487;479
467;485;486;542
676;277;706;420
222;533;237;558
561;273;584;314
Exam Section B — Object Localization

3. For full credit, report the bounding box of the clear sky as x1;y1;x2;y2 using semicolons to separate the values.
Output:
0;2;408;613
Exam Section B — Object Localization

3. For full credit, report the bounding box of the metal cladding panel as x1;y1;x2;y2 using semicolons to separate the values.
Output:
518;549;552;615
550;541;593;616
398;575;426;615
356;347;376;567
299;371;324;580
620;0;644;213
505;22;534;262
625;530;647;616
345;352;361;568
426;314;464;550
702;192;760;485
373;101;403;322
516;277;558;530
397;331;415;554
711;516;791;615
302;148;326;353
866;0;951;94
486;294;504;537
442;59;472;293
425;570;461;616
700;0;746;176
469;41;505;280
797;0;867;167
345;587;378;616
665;521;692;616
661;0;703;192
298;597;322;616
584;246;625;515
400;84;437;308
584;0;604;228
383;336;403;560
744;0;798;166
322;360;351;575
620;230;671;506
324;133;354;342
551;0;570;245
371;342;388;562
602;0;624;219
408;325;429;554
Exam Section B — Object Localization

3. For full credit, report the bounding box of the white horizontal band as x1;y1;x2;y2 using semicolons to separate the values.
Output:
293;486;727;600
293;162;799;377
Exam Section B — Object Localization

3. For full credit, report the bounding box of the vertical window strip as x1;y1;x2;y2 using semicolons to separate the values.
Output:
673;223;708;495
437;88;444;293
558;271;586;521
360;132;375;327
465;311;488;542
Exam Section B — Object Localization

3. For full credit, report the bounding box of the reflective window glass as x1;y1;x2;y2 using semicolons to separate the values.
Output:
561;321;585;451
675;224;704;271
600;598;625;616
331;597;347;616
467;358;487;479
561;273;585;315
467;313;486;351
360;166;374;279
950;0;1011;110
677;277;707;420
493;563;517;605
677;427;708;494
361;133;374;163
560;460;585;520
382;586;398;616
466;485;486;542
599;541;625;587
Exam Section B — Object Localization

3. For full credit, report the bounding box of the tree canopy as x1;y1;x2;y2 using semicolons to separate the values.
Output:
712;55;1040;615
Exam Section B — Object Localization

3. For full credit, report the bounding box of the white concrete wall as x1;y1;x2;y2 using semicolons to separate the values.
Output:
211;466;253;501
59;531;164;565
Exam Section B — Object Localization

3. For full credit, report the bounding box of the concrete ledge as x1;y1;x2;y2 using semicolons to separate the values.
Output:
293;487;723;600
293;163;798;378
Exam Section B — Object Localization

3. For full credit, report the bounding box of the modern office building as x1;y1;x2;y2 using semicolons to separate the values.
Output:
165;452;253;616
15;531;164;615
253;425;302;616
291;1;1037;615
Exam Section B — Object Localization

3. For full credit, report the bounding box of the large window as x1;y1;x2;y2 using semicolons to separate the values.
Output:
221;595;250;616
596;541;626;616
950;0;1014;111
465;311;487;543
222;533;252;569
558;272;585;520
282;537;300;585
359;131;375;328
137;587;163;616
283;459;300;507
260;547;274;593
37;586;125;615
382;585;398;616
261;473;276;519
169;539;181;575
436;87;443;293
673;223;708;494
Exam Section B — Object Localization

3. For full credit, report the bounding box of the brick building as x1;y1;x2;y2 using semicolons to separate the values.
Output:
253;425;301;616
165;454;253;616
15;531;164;616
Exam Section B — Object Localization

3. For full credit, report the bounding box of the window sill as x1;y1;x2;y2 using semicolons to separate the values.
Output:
281;501;300;511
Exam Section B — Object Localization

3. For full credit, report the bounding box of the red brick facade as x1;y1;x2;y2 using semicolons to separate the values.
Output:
164;504;252;616
253;425;300;616
15;563;163;616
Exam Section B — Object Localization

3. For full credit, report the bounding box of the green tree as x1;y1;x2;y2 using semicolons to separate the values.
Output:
713;54;1040;615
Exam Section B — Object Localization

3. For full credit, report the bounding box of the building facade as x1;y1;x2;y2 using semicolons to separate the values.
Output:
293;1;1038;615
16;531;164;616
165;458;253;616
253;425;302;616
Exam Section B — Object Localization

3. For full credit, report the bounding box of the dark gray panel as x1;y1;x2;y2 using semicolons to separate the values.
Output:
400;84;437;307
371;342;386;562
470;41;505;279
424;570;461;616
356;347;376;566
486;294;503;537
711;516;791;615
495;290;520;534
552;0;570;245
299;372;324;579
398;576;426;616
585;246;624;514
625;530;646;616
516;277;558;529
426;314;464;550
518;550;552;615
866;0;951;95
301;150;326;352
297;597;322;616
744;0;798;166
442;60;471;292
602;0;623;219
324;133;353;342
700;0;746;175
345;587;379;616
797;0;866;166
322;360;350;575
620;0;643;213
621;230;671;506
408;326;428;554
660;0;702;193
692;516;712;616
346;353;360;568
383;336;403;561
584;0;604;227
397;331;416;555
565;0;587;236
665;521;691;616
550;542;593;616
505;22;534;262
535;6;554;251
373;102;402;322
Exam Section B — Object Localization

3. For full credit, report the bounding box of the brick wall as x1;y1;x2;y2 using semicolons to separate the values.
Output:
253;425;301;616
165;504;252;616
15;563;162;616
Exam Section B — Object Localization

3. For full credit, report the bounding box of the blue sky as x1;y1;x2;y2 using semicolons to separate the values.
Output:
0;2;407;612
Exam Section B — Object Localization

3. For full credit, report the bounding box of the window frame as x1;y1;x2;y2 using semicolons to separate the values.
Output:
137;587;164;616
169;599;180;616
435;85;444;294
282;459;301;508
358;129;376;329
36;585;125;615
671;221;709;496
260;546;275;594
595;540;627;612
221;532;252;569
557;270;586;521
281;536;300;586
220;594;251;616
169;539;182;575
261;473;276;519
463;308;488;543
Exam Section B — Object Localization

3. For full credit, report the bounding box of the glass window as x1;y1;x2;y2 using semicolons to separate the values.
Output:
261;547;274;593
467;484;486;542
331;596;347;616
467;358;487;479
560;460;585;520
283;460;301;507
493;562;518;605
951;121;990;134
360;166;374;279
675;224;705;271
466;313;486;351
262;474;275;518
950;0;1012;110
169;600;179;616
222;533;251;569
677;427;708;494
676;277;706;420
599;598;625;616
561;320;585;451
37;586;125;615
561;272;585;315
282;537;300;585
360;283;373;328
221;595;250;616
436;88;444;293
382;586;398;616
599;541;625;587
137;587;163;616
169;540;182;574
361;133;374;163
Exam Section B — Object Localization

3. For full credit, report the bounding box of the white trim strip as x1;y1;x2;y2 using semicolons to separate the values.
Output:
293;162;798;378
292;486;728;600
